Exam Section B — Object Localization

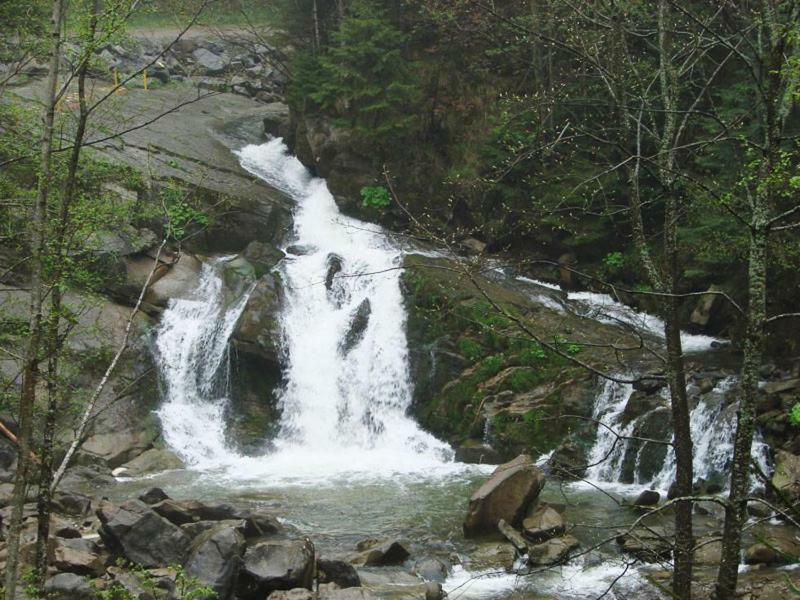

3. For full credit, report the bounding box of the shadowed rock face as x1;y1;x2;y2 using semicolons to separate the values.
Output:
463;454;545;538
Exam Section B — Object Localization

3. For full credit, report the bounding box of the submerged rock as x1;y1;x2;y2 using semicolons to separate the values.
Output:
632;489;661;507
527;534;579;566
463;454;545;537
138;487;170;505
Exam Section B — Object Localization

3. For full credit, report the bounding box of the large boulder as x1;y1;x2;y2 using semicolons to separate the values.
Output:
192;47;229;75
234;273;282;363
341;299;371;354
80;428;157;468
463;455;545;537
237;538;315;599
97;499;192;567
527;535;579;566
145;252;203;307
186;524;246;599
318;559;360;588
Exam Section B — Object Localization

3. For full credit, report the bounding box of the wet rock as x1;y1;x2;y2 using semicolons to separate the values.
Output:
359;539;411;567
341;299;371;354
527;535;579;566
412;557;450;583
243;240;285;277
97;499;192;567
237;538;315;599
43;573;95;599
318;558;361;588
633;490;661;507
144;252;203;307
138;487;169;505
425;581;445;600
243;509;283;539
223;255;257;295
690;286;721;330
522;504;565;543
463;454;545;537
55;526;82;539
632;377;665;395
356;569;422;587
117;447;184;477
325;254;344;291
286;244;317;256
235;273;282;363
497;519;528;552
465;543;517;571
186;524;246;599
462;238;487;254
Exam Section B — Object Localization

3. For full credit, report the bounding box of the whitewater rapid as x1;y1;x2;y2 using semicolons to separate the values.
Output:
154;139;467;483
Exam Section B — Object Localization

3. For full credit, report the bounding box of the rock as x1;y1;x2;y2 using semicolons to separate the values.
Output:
632;489;661;507
694;536;722;565
325;254;343;291
262;102;291;139
341;299;371;354
192;47;229;75
772;450;800;502
425;582;445;600
97;499;192;567
55;526;82;539
286;244;317;256
320;589;377;600
527;535;579;566
145;252;203;306
235;273;282;362
464;543;516;572
138;487;170;505
690;286;721;329
462;237;487;254
318;559;360;588
118;447;184;476
744;526;800;565
268;590;313;600
361;539;411;566
152;498;205;525
454;441;503;465
186;524;246;599
181;518;245;540
497;519;528;553
243;240;285;277
616;527;672;562
52;492;92;517
53;540;105;576
412;557;449;583
243;509;283;539
632;377;664;395
80;428;156;468
237;538;315;599
463;454;545;537
43;573;95;599
522;504;565;543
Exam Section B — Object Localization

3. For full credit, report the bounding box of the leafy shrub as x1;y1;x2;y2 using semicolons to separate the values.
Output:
360;185;391;208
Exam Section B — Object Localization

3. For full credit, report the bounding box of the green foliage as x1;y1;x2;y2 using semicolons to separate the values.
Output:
92;563;217;600
603;251;625;271
790;403;800;427
360;185;391;209
457;337;483;362
161;183;210;241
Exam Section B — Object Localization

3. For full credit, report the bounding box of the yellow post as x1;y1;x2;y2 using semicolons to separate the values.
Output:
143;69;148;90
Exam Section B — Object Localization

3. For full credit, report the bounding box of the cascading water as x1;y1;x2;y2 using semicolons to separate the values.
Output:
583;377;771;491
154;139;459;481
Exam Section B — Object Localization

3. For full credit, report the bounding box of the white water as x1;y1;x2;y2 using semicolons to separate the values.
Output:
154;139;465;483
582;377;771;492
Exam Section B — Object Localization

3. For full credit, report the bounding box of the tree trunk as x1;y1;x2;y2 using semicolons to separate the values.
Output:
3;1;64;596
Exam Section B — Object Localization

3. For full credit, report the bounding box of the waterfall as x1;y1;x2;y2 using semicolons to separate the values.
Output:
583;377;771;491
154;139;458;482
155;259;253;469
